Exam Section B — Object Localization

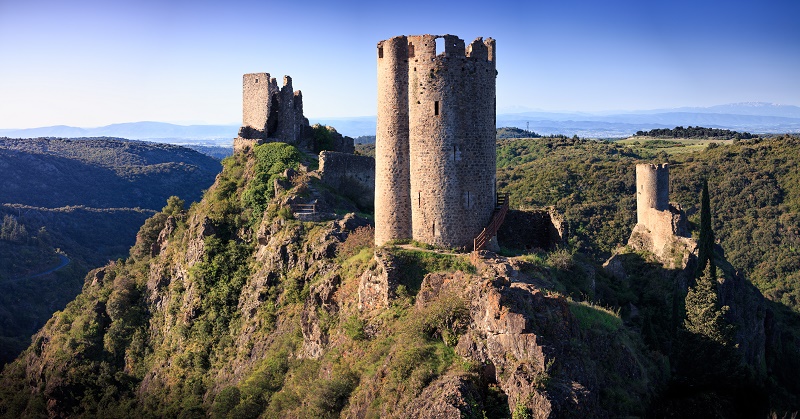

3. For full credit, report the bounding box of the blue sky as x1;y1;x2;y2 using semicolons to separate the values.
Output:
0;0;797;127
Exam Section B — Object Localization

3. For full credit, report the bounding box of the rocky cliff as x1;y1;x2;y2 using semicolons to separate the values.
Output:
0;141;793;417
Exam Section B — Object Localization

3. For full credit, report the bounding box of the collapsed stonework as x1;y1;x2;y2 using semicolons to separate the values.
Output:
233;73;354;154
374;34;498;249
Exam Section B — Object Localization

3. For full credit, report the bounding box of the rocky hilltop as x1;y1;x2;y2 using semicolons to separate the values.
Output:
0;140;797;417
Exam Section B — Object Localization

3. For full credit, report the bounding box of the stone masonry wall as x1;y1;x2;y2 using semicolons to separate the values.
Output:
242;73;279;140
633;163;690;259
636;163;669;226
318;151;375;210
235;73;352;154
407;34;496;248
375;36;412;245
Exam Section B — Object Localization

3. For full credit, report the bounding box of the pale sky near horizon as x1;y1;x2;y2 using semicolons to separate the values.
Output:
0;0;798;128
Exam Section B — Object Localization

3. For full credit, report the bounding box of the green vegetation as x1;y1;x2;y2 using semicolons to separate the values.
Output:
634;126;756;140
497;135;800;314
0;137;220;365
3;132;800;416
241;142;302;219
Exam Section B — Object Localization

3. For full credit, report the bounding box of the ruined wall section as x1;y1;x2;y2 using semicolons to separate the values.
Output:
636;163;670;225
241;73;279;140
235;73;352;154
375;36;412;245
318;151;375;210
631;163;691;262
407;35;497;248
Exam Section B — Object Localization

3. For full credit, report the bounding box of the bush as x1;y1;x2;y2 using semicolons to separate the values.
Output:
241;143;302;218
337;226;374;260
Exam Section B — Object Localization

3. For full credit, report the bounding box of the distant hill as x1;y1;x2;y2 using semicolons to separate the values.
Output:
0;122;239;143
0;137;221;365
315;103;800;138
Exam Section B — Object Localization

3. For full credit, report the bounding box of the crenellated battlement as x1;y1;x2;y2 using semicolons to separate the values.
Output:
375;34;497;249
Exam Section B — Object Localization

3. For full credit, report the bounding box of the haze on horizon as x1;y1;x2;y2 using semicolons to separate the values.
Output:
0;0;798;129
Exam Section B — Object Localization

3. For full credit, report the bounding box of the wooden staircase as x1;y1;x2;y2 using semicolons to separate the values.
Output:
473;193;509;251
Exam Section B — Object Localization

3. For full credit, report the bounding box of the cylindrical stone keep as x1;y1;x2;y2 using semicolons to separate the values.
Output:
636;163;670;224
407;35;497;248
375;36;412;245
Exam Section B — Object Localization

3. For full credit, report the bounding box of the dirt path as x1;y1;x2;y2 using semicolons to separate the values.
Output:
9;254;71;282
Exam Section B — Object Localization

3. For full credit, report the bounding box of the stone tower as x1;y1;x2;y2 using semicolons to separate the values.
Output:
241;73;279;140
636;163;670;227
375;34;497;249
237;73;309;146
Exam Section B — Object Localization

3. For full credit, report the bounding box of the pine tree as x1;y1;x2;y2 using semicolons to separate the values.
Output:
684;264;734;346
696;179;715;280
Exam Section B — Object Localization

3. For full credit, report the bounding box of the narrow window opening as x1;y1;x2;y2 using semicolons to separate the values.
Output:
255;78;258;83
408;42;415;58
413;67;416;72
378;46;383;58
435;38;445;55
432;221;436;237
453;145;456;161
434;101;439;116
467;191;470;208
418;191;421;208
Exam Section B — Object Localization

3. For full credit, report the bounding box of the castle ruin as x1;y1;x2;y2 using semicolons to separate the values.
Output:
374;34;498;249
233;73;353;154
631;163;691;262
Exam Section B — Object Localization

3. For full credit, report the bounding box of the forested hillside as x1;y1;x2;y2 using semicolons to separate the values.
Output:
496;135;800;313
0;138;221;365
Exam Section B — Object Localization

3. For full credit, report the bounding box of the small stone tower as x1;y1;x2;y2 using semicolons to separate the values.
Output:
375;34;497;249
636;163;670;227
631;163;690;262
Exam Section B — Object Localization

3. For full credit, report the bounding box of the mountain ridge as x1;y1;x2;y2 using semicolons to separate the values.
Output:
3;103;800;140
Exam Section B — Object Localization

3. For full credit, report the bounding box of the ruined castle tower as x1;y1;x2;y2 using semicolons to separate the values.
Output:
235;73;311;152
631;163;690;261
375;37;412;245
636;163;670;227
375;34;497;249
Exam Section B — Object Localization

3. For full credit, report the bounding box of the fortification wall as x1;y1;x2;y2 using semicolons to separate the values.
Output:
406;35;497;248
636;163;670;226
242;73;279;139
236;73;352;154
632;163;690;260
375;36;412;245
318;151;375;210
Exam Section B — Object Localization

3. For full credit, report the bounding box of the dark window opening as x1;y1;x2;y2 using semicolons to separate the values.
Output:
418;191;421;208
378;46;383;58
432;220;436;237
413;67;416;72
408;42;415;58
434;101;439;116
453;145;456;160
467;191;470;207
255;78;258;83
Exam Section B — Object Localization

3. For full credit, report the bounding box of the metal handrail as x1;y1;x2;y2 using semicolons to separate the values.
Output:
474;193;509;251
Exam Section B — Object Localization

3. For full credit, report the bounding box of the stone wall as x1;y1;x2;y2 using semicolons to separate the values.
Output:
235;73;352;154
318;151;375;210
375;34;497;249
375;36;412;245
497;209;563;251
636;163;670;226
632;163;690;262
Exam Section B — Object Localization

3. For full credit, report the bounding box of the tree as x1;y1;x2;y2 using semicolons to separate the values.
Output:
696;179;715;280
162;196;185;216
685;264;734;346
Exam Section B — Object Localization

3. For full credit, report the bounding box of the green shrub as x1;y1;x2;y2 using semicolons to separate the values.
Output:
241;143;302;218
